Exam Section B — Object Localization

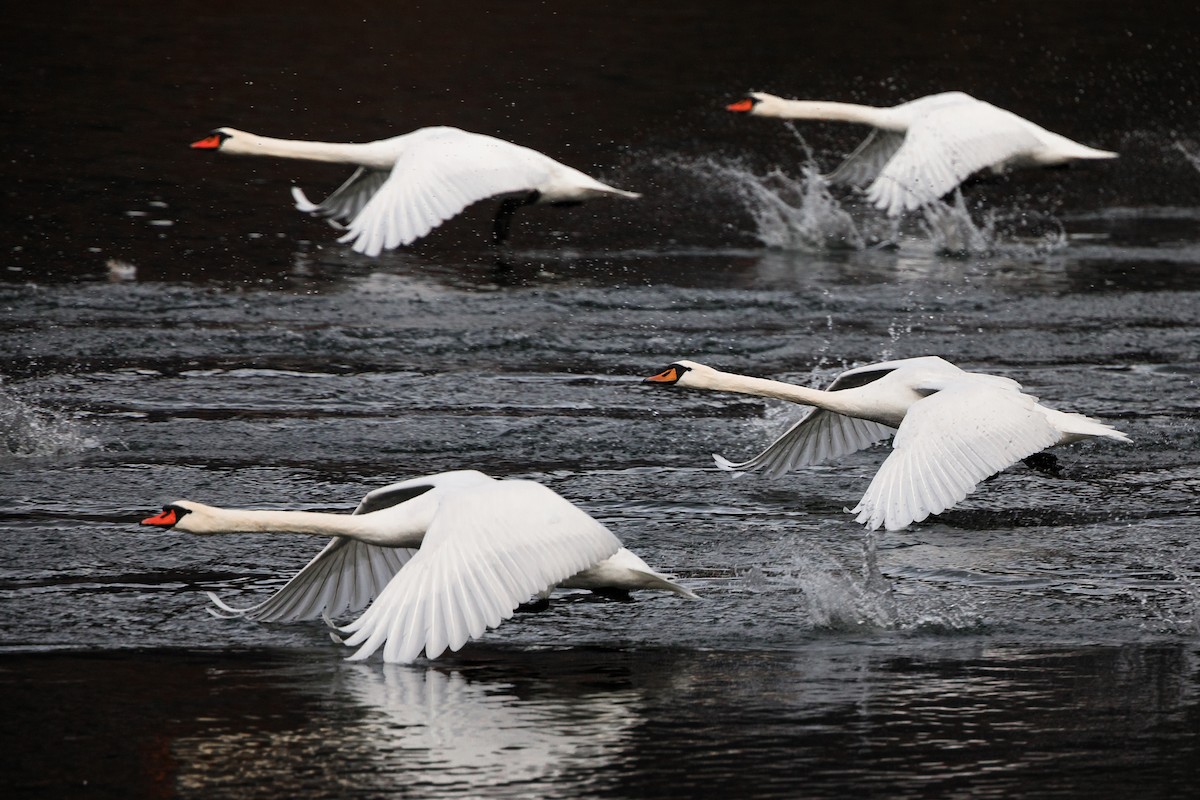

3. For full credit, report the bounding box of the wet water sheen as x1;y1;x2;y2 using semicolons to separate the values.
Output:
2;1;1200;798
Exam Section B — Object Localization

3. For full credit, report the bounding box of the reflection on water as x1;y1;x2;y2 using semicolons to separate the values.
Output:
168;660;640;798
3;645;1197;799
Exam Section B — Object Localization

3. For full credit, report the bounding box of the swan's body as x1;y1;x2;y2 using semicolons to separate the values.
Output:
727;91;1117;216
644;357;1129;531
191;126;641;255
141;470;695;663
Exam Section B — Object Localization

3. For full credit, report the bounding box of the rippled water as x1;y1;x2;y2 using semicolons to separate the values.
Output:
3;1;1200;798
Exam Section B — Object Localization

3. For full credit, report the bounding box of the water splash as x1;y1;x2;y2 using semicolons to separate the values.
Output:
0;386;99;458
665;151;1067;258
918;191;1067;258
670;154;880;251
1175;140;1200;173
771;531;986;634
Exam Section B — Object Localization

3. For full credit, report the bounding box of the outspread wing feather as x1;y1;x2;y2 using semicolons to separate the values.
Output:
826;129;906;187
352;470;493;515
714;408;895;477
867;102;1045;216
337;480;622;663
292;167;390;226
850;384;1061;530
336;128;562;256
207;537;416;622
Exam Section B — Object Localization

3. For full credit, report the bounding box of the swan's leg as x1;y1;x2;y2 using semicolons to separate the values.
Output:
589;587;634;602
491;191;541;245
1022;452;1061;477
516;597;551;613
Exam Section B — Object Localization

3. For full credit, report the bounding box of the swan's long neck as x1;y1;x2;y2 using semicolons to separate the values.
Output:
701;370;841;410
180;503;428;546
223;131;385;167
759;100;898;129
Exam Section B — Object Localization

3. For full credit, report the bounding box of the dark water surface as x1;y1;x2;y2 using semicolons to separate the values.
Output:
2;2;1200;798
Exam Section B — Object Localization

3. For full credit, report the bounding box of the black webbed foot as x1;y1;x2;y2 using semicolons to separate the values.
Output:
1022;452;1062;477
491;191;541;245
516;597;551;613
589;587;633;602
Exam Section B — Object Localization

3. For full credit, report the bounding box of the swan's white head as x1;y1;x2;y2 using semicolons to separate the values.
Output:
141;500;221;534
643;360;721;389
725;92;784;117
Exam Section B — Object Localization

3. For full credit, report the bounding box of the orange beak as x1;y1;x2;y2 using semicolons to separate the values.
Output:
726;98;755;113
643;367;679;384
190;134;223;149
141;508;178;526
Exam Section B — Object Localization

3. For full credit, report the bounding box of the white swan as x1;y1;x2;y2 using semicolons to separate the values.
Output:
140;470;696;663
726;91;1117;216
644;357;1129;531
190;126;641;255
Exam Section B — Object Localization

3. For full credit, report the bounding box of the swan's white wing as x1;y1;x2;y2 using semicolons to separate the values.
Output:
207;537;416;622
866;102;1045;215
206;472;496;622
339;480;622;663
352;470;494;515
337;127;563;256
850;384;1061;530
713;362;919;476
826;130;906;187
292;167;390;226
714;408;895;477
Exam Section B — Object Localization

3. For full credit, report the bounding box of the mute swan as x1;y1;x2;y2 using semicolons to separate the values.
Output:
190;126;641;255
726;91;1117;216
644;357;1129;531
141;470;696;663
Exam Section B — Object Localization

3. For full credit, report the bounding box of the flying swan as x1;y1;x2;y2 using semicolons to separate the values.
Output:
644;357;1129;531
726;91;1117;216
190;126;641;255
140;470;696;663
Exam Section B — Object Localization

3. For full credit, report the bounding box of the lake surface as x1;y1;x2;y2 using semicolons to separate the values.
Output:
2;1;1199;798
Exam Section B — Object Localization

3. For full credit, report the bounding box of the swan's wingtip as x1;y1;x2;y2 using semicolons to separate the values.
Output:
291;186;319;212
712;453;737;472
205;590;247;618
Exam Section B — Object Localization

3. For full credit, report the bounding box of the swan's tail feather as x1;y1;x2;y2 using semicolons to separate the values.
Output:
1048;409;1132;444
656;577;701;601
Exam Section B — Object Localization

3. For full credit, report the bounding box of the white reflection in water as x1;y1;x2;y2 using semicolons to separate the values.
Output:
171;662;644;799
341;663;640;793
